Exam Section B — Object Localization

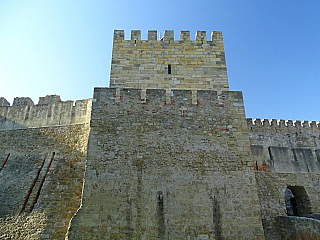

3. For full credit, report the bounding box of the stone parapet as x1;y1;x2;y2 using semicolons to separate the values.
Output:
13;97;34;106
0;97;10;106
38;95;62;105
247;118;320;129
0;96;92;130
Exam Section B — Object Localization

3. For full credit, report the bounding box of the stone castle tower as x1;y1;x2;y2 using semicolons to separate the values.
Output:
1;30;320;239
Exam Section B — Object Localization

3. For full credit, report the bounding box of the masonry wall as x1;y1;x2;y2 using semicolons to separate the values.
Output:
247;118;320;239
3;26;320;239
110;30;229;92
0;95;91;239
278;216;320;239
68;88;264;240
0;124;90;239
0;95;92;130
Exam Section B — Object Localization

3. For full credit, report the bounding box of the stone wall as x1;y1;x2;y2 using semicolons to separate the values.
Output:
247;118;320;239
0;124;90;239
0;97;10;107
0;95;92;130
2;26;320;239
277;216;320;239
110;30;229;92
68;88;264;239
0;94;92;239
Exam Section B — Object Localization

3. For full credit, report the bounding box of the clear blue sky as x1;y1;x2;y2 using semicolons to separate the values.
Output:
1;1;319;121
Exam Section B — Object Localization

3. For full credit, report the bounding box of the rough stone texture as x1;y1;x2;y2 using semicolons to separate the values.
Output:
1;29;320;239
13;97;34;106
248;118;320;239
0;210;47;239
110;30;229;92
38;95;62;105
278;216;320;239
68;88;264;239
0;96;92;130
0;121;90;239
0;97;10;107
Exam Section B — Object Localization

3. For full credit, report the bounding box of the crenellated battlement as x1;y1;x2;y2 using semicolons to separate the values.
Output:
110;30;228;92
3;28;319;240
0;97;10;107
251;144;320;174
248;117;320;174
113;30;223;42
90;88;247;139
0;95;92;130
38;95;62;105
247;118;320;129
92;87;244;110
6;95;63;106
12;97;34;106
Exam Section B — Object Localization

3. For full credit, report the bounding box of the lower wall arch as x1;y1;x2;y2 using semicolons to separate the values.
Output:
285;186;312;217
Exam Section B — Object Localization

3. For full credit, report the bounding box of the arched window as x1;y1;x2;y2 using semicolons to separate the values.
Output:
285;186;312;216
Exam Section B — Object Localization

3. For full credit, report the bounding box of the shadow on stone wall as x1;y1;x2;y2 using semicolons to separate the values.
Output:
278;216;320;239
0;123;90;239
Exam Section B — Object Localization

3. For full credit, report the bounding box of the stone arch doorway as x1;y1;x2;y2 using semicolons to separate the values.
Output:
285;186;312;216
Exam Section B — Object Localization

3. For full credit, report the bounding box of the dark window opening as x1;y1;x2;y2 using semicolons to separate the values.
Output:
268;147;274;160
285;186;312;217
134;40;136;47
292;149;298;161
168;65;171;74
315;149;320;162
